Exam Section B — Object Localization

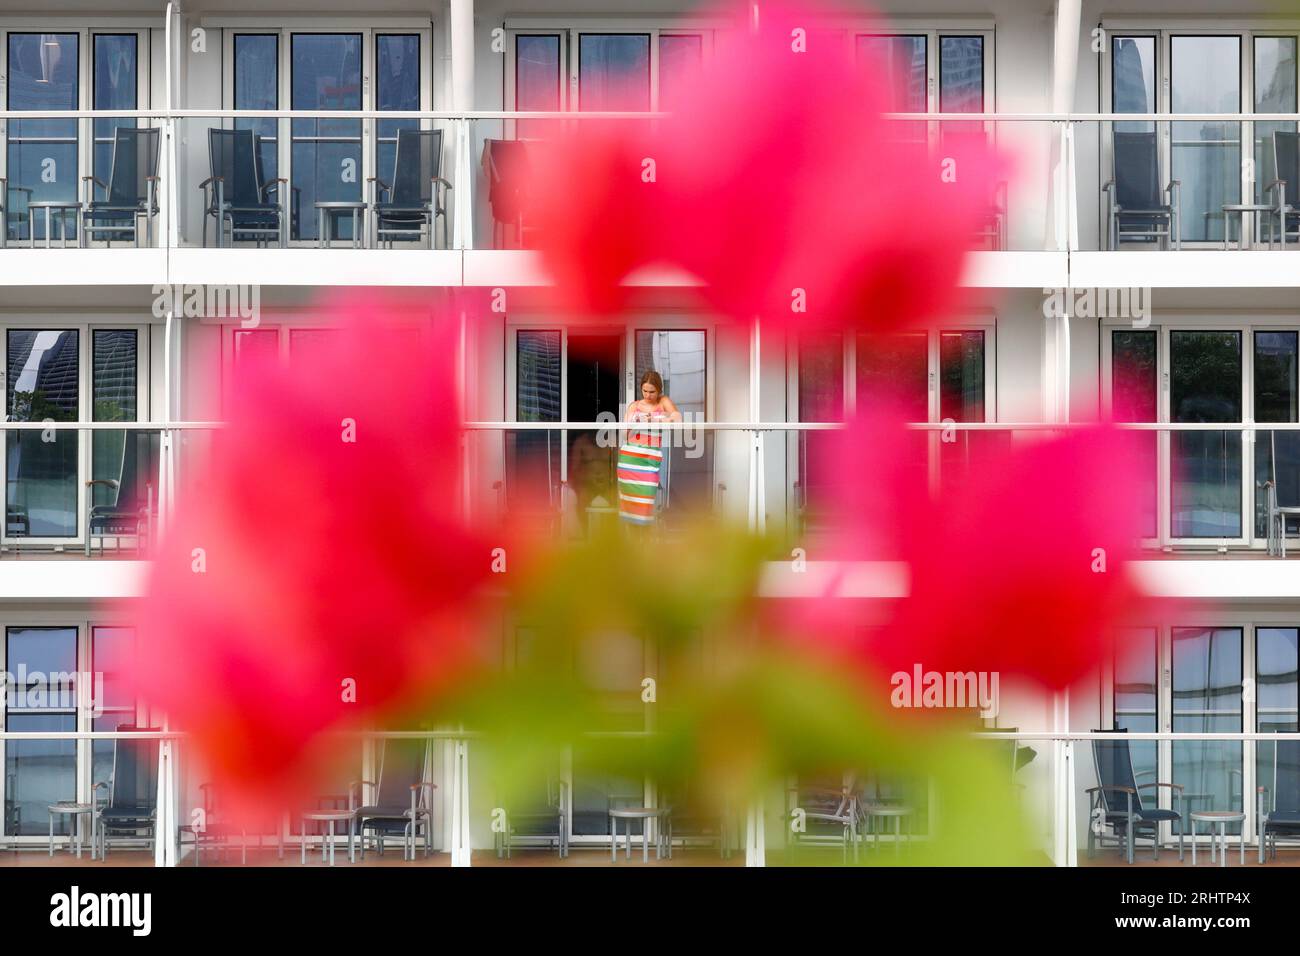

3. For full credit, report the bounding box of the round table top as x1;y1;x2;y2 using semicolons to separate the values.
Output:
609;807;669;819
48;802;92;813
1190;810;1246;821
303;809;355;821
314;201;367;209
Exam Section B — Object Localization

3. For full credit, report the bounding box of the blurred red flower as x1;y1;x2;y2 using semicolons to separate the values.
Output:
531;0;1006;329
782;415;1160;691
131;292;497;824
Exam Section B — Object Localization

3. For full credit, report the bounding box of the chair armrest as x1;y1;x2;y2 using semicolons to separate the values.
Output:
1085;785;1137;795
1102;179;1115;193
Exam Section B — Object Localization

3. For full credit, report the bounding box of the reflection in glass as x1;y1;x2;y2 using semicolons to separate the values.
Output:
1170;331;1241;538
4;627;78;836
1112;36;1156;134
234;35;279;185
1254;332;1299;537
93;35;138;195
1112;331;1158;536
939;35;983;146
798;332;842;527
658;35;702;114
1258;628;1298;815
290;34;362;241
857;331;927;422
6;34;79;242
1173;627;1243;832
579;34;650;112
92;330;157;523
858;35;927;148
1171;36;1240;243
939;331;994;488
516;35;560;139
1114;628;1159;790
1255;37;1297;206
92;626;139;789
377;35;421;188
7;330;79;538
510;330;561;515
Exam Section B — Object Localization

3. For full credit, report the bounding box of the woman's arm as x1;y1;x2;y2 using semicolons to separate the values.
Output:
662;396;682;421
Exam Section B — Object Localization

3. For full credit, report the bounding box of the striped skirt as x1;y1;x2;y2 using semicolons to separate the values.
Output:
617;431;664;524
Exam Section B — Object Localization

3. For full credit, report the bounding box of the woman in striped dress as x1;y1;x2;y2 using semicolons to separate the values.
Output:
618;370;681;525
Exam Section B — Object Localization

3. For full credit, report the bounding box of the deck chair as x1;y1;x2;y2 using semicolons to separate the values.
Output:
1088;731;1184;864
94;728;160;860
370;128;451;249
1267;130;1300;247
497;773;568;859
0;178;33;247
1104;130;1180;250
788;777;859;863
482;138;532;248
81;127;160;247
180;782;284;866
200;128;285;248
352;738;434;861
658;778;734;860
1258;738;1300;862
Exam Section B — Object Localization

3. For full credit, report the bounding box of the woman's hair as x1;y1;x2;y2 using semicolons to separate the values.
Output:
639;370;664;394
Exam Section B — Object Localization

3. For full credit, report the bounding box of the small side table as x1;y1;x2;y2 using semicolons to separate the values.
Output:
1190;810;1245;867
28;202;83;249
315;201;367;249
1222;203;1275;250
609;807;671;863
301;810;355;866
48;802;94;859
863;804;913;857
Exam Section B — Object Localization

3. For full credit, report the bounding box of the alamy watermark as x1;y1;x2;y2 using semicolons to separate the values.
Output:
3;666;104;717
890;663;999;718
151;283;261;327
595;410;705;459
1042;286;1150;328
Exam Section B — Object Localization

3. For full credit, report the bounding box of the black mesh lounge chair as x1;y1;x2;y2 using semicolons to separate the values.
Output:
497;773;568;859
482;138;531;249
788;778;858;863
1104;130;1180;250
352;739;434;861
81;127;160;247
0;177;33;247
94;728;160;860
369;128;450;249
200;128;285;248
1088;731;1184;864
1267;130;1300;247
1258;738;1300;863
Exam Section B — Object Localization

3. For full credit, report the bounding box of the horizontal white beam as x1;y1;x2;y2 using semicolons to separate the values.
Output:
0;561;147;601
1072;251;1300;289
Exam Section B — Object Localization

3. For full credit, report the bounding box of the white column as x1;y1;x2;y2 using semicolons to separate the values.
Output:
450;737;473;866
153;739;179;866
449;0;475;249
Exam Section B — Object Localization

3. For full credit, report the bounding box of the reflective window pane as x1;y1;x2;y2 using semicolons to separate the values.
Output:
1171;331;1241;538
658;34;702;114
939;36;983;112
797;332;842;527
1173;627;1243;830
1255;332;1300;536
1258;627;1299;817
234;35;279;183
858;35;927;112
290;34;362;240
857;331;928;422
1112;36;1156;129
7;331;79;538
92;626;140;788
1254;37;1297;205
92;330;157;520
516;34;560;139
1171;36;1241;242
1112;331;1158;536
1114;628;1158;786
377;35;421;182
6;34;79;242
939;331;984;422
510;330;561;514
579;34;650;112
93;35;138;194
5;627;78;836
